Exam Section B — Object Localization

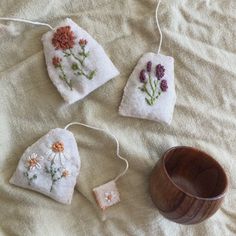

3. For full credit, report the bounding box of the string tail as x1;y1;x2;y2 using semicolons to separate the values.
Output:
156;0;163;54
0;17;54;30
64;122;129;182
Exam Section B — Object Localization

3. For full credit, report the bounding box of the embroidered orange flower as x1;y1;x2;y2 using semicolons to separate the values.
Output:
52;56;62;68
79;39;88;47
62;169;70;178
52;26;75;50
52;141;64;153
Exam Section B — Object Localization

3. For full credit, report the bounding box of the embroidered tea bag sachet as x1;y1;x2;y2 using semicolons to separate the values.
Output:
10;122;129;208
10;128;81;204
119;0;176;125
0;17;119;104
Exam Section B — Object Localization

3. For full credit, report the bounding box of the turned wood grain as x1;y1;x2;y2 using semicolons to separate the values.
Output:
150;146;228;224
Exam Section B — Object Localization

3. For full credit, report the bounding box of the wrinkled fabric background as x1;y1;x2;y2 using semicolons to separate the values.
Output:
0;0;235;235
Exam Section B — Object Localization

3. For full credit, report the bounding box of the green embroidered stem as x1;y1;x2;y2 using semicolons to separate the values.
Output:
148;74;155;96
141;79;162;106
69;48;84;65
23;171;37;186
45;160;68;192
59;65;73;90
68;45;95;80
78;46;89;66
72;63;96;80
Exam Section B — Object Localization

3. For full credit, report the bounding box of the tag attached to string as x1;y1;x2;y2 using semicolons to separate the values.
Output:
0;17;119;104
64;122;129;210
10;122;129;209
119;0;176;125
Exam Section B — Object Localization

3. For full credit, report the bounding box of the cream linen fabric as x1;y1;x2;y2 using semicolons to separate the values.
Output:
0;0;235;235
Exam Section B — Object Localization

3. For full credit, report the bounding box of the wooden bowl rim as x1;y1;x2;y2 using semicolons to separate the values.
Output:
161;146;228;201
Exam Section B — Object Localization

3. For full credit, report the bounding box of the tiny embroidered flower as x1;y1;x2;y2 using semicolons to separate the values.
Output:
104;191;115;203
26;153;44;171
160;79;168;92
52;56;62;68
156;64;165;79
79;39;88;47
62;169;70;178
52;141;64;153
147;61;152;73
139;69;147;83
52;26;75;50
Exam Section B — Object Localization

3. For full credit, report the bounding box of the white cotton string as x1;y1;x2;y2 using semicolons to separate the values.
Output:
156;0;163;54
64;122;129;182
0;17;54;30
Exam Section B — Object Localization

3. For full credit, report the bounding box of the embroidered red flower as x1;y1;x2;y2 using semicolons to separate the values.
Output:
52;56;62;68
79;39;88;47
52;26;75;50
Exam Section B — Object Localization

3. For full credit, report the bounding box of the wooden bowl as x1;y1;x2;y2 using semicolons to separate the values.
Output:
149;146;228;224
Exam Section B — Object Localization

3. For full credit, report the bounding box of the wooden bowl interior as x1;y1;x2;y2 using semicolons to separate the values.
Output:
164;148;227;199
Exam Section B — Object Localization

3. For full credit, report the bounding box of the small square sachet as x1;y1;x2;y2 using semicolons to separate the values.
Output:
93;180;120;210
10;128;81;204
42;18;120;104
119;53;176;125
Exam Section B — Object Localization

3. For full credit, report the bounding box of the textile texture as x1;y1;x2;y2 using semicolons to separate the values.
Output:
0;0;235;235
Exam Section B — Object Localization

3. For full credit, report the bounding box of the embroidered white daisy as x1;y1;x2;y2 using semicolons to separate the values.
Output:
46;141;71;165
25;153;44;171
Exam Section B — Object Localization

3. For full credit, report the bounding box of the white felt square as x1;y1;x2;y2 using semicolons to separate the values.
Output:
93;180;120;210
42;18;120;104
119;53;176;125
10;128;81;204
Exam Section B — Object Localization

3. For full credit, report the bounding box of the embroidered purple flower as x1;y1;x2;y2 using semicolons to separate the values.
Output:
160;80;168;92
139;69;147;83
147;61;152;73
156;64;165;80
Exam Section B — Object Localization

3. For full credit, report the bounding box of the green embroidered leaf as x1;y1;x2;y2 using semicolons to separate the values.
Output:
88;70;96;80
71;63;79;70
138;87;145;92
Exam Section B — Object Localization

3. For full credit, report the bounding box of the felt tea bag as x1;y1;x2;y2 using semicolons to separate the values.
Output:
0;17;119;104
10;122;129;209
42;18;120;104
10;128;81;204
119;0;176;125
